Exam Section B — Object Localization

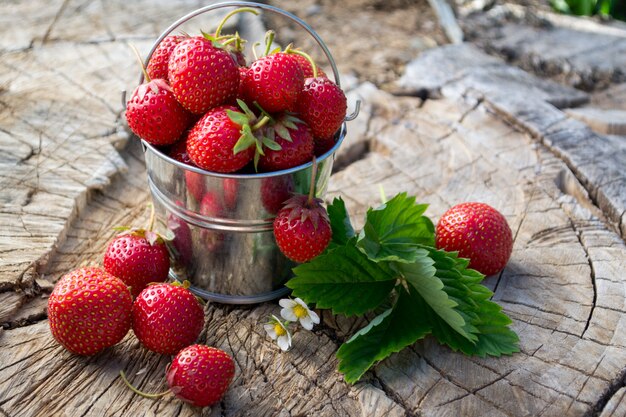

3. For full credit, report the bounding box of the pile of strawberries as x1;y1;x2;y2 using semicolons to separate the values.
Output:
48;223;234;408
125;7;347;174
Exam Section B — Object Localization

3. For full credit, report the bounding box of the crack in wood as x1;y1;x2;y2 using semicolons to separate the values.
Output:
369;372;414;416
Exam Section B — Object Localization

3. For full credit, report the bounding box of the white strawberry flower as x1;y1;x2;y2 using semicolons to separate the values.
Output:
279;297;320;331
264;314;292;351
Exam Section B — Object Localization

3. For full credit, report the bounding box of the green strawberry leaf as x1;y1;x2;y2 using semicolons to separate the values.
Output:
327;197;355;246
415;246;518;356
280;113;302;130
336;285;432;383
227;110;249;127
233;125;257;155
356;192;435;263
262;136;282;151
396;257;476;343
274;124;292;142
236;99;257;120
288;244;396;316
466;296;520;356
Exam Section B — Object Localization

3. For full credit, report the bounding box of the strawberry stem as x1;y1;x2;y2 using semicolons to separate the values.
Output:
263;30;275;57
286;47;318;78
251;41;261;61
308;157;318;206
214;7;259;38
251;115;271;131
119;370;169;399
129;44;150;82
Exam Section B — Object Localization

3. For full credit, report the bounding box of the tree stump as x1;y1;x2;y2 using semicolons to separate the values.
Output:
2;1;626;416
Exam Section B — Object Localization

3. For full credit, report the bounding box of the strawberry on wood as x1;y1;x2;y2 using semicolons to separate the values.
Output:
103;229;170;298
48;267;133;355
435;202;513;276
131;282;205;355
166;344;235;407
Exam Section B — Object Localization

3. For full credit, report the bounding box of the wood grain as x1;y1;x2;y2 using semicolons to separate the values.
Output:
2;1;626;416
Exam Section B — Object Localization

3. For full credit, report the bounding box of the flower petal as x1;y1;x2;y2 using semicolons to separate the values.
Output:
280;308;298;322
264;324;277;339
279;298;296;309
294;298;308;307
277;335;291;351
308;309;320;324
300;315;314;330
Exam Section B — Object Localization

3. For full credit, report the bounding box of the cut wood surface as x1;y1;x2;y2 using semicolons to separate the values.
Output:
2;1;626;416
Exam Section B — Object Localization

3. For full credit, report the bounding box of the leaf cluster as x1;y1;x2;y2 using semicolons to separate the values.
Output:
286;193;519;383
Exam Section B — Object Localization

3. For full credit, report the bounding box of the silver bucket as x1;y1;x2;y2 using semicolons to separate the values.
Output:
139;2;351;304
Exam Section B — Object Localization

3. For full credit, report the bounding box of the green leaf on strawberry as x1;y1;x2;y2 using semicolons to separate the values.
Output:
356;193;435;263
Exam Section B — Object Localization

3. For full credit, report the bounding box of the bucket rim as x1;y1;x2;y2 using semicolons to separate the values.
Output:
142;122;346;179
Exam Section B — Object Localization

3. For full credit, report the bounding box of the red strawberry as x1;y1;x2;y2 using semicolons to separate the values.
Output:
168;37;239;114
168;138;194;166
147;35;185;81
435;202;513;276
313;135;337;156
132;283;205;355
200;192;225;251
296;77;347;151
237;66;251;105
186;105;255;173
166;344;235;407
103;230;170;298
230;50;247;67
258;118;314;172
242;52;304;113
261;176;295;214
48;267;132;355
273;194;332;263
288;53;327;79
125;79;191;146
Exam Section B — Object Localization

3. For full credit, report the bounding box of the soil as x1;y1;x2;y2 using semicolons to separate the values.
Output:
265;0;570;89
266;0;449;87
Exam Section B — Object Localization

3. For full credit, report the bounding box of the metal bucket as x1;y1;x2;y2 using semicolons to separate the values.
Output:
140;2;351;304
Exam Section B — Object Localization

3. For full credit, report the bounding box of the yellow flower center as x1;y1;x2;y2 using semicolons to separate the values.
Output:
293;304;308;319
274;323;286;337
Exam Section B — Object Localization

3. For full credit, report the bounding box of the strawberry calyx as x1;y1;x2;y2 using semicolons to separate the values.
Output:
228;99;283;170
171;279;206;306
112;204;170;246
282;194;329;231
201;7;259;58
